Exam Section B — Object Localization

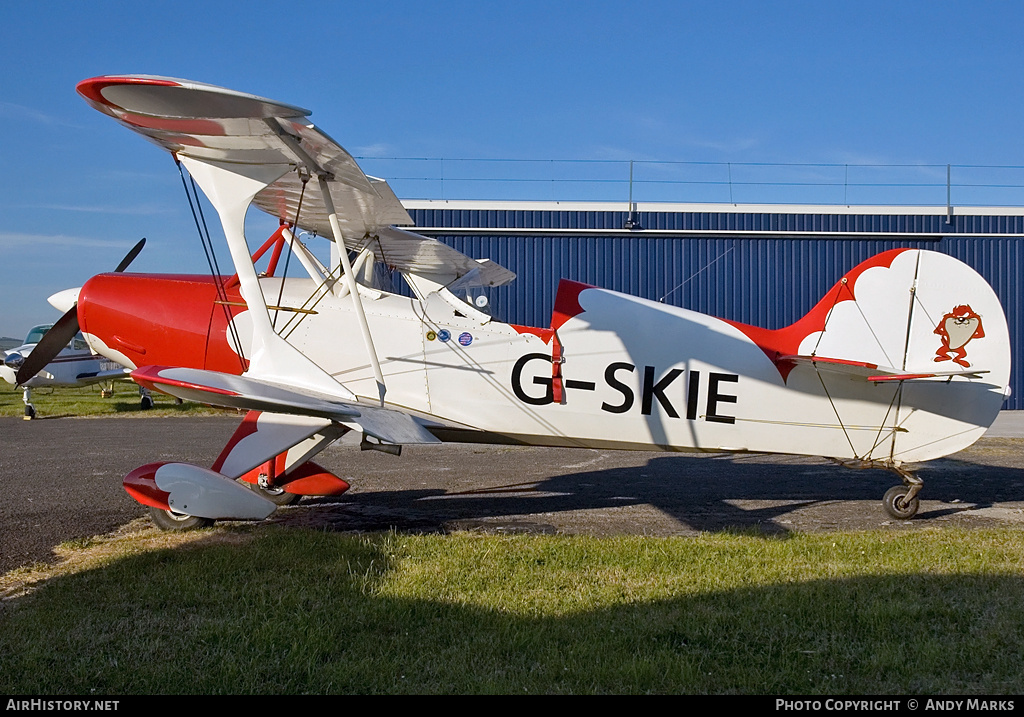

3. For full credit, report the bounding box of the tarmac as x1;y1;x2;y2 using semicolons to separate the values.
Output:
985;410;1024;437
2;412;1024;573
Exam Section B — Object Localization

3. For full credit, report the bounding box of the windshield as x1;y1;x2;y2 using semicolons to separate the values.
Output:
24;325;52;345
23;325;87;351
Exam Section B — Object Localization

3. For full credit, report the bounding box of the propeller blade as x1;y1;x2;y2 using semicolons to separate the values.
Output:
15;305;80;385
114;237;146;273
16;238;146;385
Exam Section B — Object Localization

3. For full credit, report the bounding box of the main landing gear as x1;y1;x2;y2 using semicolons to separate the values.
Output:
147;507;214;531
131;458;351;532
249;474;302;506
22;387;35;420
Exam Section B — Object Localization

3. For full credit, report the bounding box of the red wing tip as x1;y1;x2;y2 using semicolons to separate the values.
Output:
76;76;181;106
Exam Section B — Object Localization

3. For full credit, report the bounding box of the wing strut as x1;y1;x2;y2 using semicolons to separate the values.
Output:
317;174;387;406
177;156;356;402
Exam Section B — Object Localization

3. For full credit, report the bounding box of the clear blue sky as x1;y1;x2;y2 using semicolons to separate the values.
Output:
3;0;1024;339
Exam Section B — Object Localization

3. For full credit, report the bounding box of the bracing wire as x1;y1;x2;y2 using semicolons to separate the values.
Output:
175;158;246;372
272;174;308;330
280;259;342;340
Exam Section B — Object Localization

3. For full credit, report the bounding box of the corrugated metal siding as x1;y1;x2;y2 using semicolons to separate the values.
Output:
411;208;1024;234
405;208;1024;409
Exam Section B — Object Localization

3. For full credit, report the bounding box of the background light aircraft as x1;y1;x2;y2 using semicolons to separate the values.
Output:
27;75;1010;529
4;240;149;418
1;322;133;420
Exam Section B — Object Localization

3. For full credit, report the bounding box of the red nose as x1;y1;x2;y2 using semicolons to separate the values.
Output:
77;273;248;374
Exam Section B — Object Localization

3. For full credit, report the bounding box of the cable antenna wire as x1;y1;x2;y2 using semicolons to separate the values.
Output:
659;244;735;304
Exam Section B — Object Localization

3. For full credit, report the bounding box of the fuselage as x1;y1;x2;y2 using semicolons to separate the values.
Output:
75;248;1010;465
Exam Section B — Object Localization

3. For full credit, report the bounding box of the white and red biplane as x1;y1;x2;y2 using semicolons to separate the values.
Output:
36;75;1009;528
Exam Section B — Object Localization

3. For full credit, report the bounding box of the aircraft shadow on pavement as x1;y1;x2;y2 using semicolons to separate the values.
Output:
284;450;1024;537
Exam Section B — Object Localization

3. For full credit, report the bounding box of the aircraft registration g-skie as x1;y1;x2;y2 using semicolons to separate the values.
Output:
32;74;1009;529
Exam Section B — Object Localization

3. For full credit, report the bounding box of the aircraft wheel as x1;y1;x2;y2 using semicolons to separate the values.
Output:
140;395;154;410
23;405;36;420
148;506;214;531
883;485;920;520
248;481;301;506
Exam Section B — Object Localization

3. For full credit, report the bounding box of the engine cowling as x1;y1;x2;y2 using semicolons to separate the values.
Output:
77;273;248;374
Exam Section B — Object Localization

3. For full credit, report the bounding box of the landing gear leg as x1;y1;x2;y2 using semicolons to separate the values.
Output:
883;465;922;520
22;387;35;420
247;459;301;506
139;385;154;410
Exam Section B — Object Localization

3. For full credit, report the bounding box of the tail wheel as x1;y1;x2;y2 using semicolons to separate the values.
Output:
883;485;920;520
148;506;214;531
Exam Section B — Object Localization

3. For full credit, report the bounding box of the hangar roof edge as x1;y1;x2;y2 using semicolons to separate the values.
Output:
402;199;1024;217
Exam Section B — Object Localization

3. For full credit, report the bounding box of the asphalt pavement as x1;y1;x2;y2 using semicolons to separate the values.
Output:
985;410;1024;437
2;414;1024;573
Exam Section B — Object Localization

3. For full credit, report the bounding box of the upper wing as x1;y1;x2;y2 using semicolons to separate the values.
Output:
357;226;515;287
77;75;514;286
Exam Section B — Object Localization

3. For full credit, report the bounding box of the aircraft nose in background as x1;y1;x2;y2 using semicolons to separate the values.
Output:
48;287;81;313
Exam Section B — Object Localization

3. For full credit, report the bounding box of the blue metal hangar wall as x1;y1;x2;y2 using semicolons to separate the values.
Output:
403;200;1024;410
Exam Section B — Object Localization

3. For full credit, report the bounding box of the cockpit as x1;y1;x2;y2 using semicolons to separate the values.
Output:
24;325;88;351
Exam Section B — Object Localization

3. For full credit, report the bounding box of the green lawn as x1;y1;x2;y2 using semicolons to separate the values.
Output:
2;525;1022;694
0;381;224;418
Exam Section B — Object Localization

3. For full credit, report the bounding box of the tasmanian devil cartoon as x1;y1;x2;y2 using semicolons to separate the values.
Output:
934;305;984;367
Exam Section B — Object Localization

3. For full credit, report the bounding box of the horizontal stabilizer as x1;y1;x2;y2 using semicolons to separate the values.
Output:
865;370;989;382
132;365;440;445
776;354;989;382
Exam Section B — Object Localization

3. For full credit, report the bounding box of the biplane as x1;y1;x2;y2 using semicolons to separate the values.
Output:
27;75;1010;528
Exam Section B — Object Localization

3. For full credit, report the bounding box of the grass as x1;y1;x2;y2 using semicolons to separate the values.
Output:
2;380;1021;693
2;523;1023;694
0;381;226;418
